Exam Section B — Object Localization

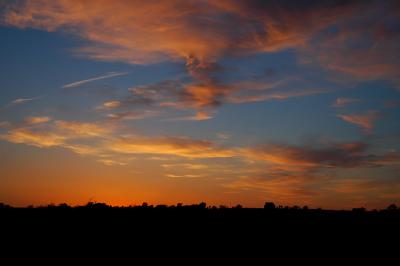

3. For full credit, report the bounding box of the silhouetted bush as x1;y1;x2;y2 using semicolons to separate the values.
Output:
58;203;71;209
0;203;11;209
264;202;276;210
85;202;110;209
352;207;366;213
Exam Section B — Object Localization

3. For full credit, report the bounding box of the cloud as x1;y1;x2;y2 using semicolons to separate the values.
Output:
0;119;112;149
0;117;237;163
332;97;361;107
226;140;400;206
25;116;51;124
2;0;378;110
170;111;214;121
123;76;325;112
337;111;381;131
162;163;208;170
108;136;236;158
11;97;38;105
0;121;11;128
1;128;67;148
227;88;329;104
99;100;122;109
3;0;353;63
166;174;204;178
3;95;44;109
217;133;230;140
62;71;128;89
106;110;160;121
225;170;322;205
97;159;128;166
55;120;111;137
242;141;398;170
302;4;400;85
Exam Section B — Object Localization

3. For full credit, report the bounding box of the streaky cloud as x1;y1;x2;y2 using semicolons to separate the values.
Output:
332;97;361;107
3;95;44;109
337;111;382;132
63;71;128;89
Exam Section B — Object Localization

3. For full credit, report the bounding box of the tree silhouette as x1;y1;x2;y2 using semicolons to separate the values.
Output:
264;202;276;210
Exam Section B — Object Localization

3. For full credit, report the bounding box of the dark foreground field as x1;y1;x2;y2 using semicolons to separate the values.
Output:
1;202;399;259
2;202;399;235
0;203;400;265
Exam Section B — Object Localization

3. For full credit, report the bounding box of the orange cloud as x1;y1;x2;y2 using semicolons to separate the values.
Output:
108;136;235;158
0;119;111;153
1;117;237;162
25;116;51;124
225;171;322;206
228;88;328;104
337;111;381;131
106;110;160;121
1;128;66;148
1;0;366;72
162;163;208;170
166;174;204;178
55;120;111;137
5;0;348;63
3;0;399;111
170;111;214;121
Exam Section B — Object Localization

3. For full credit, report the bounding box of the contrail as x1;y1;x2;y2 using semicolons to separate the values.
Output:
63;71;129;89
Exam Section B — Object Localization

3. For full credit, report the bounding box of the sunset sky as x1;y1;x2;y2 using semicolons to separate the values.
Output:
0;0;399;209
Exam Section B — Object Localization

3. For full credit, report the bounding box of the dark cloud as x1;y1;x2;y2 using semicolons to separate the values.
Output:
244;140;399;169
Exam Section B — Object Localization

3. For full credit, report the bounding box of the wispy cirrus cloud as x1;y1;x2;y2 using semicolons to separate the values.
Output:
227;87;329;104
162;163;208;170
62;71;128;89
332;97;361;107
106;110;160;121
108;136;236;159
337;111;381;131
2;95;44;109
55;120;112;137
166;174;204;178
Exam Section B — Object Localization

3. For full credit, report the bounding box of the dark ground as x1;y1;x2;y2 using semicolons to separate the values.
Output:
1;202;399;259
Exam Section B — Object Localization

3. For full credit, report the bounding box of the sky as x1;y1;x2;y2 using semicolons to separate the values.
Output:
0;0;399;209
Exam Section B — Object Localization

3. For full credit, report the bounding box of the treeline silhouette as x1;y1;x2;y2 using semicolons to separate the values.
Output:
1;200;399;250
1;201;399;213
